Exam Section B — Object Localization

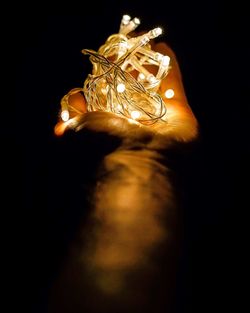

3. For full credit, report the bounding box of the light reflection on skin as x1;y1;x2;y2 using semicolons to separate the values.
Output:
85;149;174;293
51;42;198;312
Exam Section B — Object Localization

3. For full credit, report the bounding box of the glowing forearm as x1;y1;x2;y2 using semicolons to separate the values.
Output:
50;148;180;312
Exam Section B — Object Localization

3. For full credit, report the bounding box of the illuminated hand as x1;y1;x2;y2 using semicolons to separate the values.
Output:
50;18;199;312
54;31;198;150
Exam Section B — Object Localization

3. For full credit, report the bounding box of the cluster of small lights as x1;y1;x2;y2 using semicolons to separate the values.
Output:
60;15;175;126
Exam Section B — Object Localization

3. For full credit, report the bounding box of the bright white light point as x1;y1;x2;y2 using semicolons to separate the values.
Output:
131;110;141;119
122;15;131;24
134;17;140;25
123;15;131;20
117;83;126;93
61;110;69;121
165;89;175;99
154;27;163;37
138;73;145;80
162;55;170;66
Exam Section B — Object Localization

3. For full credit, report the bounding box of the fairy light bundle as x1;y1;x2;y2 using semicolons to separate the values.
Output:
60;15;173;126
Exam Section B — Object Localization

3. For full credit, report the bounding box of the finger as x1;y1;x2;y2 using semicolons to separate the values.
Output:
76;111;155;145
54;92;87;136
150;42;198;142
68;92;87;116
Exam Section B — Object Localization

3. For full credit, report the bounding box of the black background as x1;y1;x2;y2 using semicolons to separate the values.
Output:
10;1;249;312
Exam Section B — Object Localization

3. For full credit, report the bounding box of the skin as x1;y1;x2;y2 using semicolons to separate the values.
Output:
50;42;198;313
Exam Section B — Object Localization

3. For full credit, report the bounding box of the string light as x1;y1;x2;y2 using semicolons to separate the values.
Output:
61;110;69;122
59;87;84;122
59;15;173;126
116;83;126;93
164;88;175;99
131;110;141;119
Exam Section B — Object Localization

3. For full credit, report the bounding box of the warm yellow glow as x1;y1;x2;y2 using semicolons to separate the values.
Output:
56;15;198;142
82;149;170;297
61;109;69;122
58;16;171;126
52;18;199;305
117;83;126;93
138;73;145;80
79;16;169;125
122;14;130;23
131;110;141;119
134;17;140;25
54;117;78;136
152;27;162;37
164;88;175;99
162;55;170;66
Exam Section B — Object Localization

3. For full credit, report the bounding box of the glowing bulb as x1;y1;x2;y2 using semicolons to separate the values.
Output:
138;73;145;80
156;55;170;79
61;110;69;122
131;110;141;119
133;17;140;25
162;55;170;66
122;15;131;24
164;88;175;99
149;27;162;39
117;83;126;93
120;16;140;35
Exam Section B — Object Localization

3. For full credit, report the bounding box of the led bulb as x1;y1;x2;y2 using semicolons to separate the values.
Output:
164;88;175;99
156;55;170;79
133;17;140;25
149;27;162;39
131;110;141;119
138;73;145;81
122;15;131;25
61;110;69;122
117;83;126;93
119;14;131;32
162;55;170;66
120;17;141;35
